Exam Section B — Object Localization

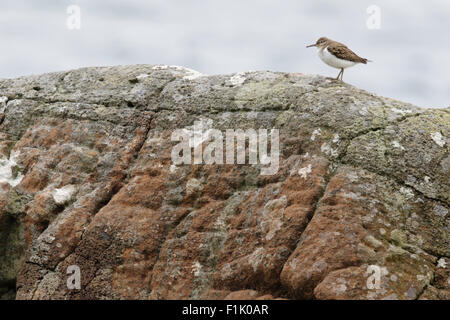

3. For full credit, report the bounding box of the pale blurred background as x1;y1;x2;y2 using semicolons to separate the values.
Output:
0;0;449;108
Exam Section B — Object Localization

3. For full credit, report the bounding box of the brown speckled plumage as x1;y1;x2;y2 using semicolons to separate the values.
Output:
307;37;371;80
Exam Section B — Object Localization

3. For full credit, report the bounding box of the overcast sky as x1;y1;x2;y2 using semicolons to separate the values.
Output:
0;0;449;108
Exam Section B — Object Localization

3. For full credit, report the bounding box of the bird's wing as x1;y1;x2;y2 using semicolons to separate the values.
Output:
327;43;368;64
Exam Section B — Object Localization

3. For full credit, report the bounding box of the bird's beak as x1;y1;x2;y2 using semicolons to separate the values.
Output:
306;44;316;48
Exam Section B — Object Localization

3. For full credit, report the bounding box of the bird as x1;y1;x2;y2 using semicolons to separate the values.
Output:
306;37;371;81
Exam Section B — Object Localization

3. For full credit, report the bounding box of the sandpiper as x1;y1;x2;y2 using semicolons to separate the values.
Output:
306;37;371;81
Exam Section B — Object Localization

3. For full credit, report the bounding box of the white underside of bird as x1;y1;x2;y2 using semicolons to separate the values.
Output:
318;47;358;69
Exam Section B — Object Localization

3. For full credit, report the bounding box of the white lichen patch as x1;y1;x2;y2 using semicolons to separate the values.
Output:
35;272;61;298
358;107;369;116
0;96;8;112
246;111;258;119
346;171;359;183
152;65;204;80
321;142;339;157
399;186;414;199
437;258;447;269
265;219;283;241
311;259;328;273
263;195;287;212
182;68;204;80
342;192;360;200
391;107;413;116
392;140;405;150
220;263;233;280
406;175;417;185
298;164;312;179
186;178;202;196
192;261;203;277
169;164;179;174
311;128;322;141
335;281;347;294
152;65;169;70
261;196;286;240
229;72;246;86
430;132;446;147
364;235;383;248
362;213;375;225
136;74;149;80
249;247;265;272
52;185;76;205
42;234;56;244
0;151;24;187
416;274;428;282
332;134;340;144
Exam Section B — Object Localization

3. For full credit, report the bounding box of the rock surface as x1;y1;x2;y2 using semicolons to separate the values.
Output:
0;65;448;300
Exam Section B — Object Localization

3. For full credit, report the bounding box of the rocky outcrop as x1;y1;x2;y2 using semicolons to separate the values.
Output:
0;65;448;300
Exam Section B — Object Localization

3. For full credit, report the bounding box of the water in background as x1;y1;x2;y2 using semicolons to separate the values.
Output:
0;0;449;108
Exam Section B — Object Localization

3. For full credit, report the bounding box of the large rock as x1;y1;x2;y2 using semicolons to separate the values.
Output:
0;65;448;300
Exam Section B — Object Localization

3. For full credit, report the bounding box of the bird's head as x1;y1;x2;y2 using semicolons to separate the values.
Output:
306;37;330;48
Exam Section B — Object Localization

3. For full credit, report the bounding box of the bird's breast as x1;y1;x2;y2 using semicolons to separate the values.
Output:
318;47;357;69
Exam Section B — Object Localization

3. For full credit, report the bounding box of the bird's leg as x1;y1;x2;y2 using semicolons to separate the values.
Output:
335;69;342;80
340;68;344;81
